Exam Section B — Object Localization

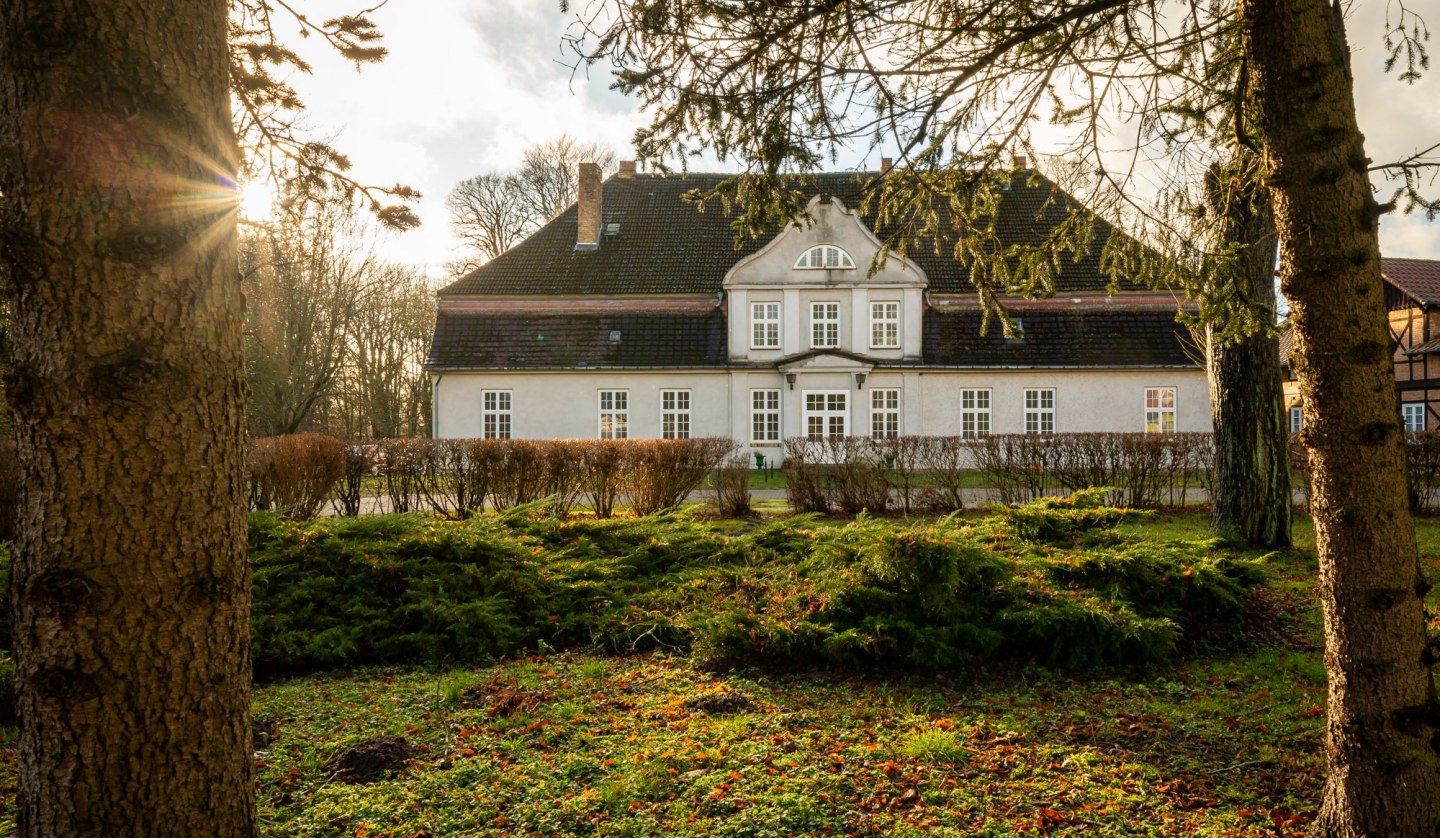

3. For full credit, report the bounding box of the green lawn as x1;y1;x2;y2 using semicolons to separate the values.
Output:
5;512;1440;836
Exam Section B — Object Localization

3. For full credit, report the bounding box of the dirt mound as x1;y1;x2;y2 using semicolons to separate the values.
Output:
684;691;753;715
325;735;413;784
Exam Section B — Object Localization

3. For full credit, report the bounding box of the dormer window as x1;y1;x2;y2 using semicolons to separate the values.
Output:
795;245;855;270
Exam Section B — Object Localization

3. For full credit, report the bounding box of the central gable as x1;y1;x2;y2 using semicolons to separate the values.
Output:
722;197;927;289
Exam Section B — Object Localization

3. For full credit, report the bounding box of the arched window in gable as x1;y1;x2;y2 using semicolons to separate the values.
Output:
794;244;856;270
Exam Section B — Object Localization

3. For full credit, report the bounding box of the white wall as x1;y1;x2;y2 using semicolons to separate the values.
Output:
434;367;1212;459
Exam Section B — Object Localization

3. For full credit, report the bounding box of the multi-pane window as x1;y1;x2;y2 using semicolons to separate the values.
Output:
481;390;512;440
811;302;840;348
870;389;900;438
1024;388;1055;435
804;391;848;439
1289;405;1303;434
794;244;856;269
751;302;781;349
1144;387;1177;433
598;390;628;439
661;390;691;439
960;389;991;438
870;301;900;348
751;390;781;442
1403;402;1426;432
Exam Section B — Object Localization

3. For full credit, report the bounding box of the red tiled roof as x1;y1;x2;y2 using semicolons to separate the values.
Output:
1383;257;1440;306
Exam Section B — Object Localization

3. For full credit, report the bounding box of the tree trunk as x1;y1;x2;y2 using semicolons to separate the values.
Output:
1206;155;1292;548
1240;0;1440;834
0;2;254;836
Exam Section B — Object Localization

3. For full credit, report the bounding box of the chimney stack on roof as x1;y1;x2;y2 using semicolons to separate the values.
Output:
618;160;637;178
880;157;893;174
576;162;602;251
1012;153;1028;169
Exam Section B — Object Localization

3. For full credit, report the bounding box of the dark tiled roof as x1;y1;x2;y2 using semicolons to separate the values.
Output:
1406;338;1440;356
440;171;1141;298
920;309;1200;368
1383;257;1440;306
426;310;728;371
1278;326;1293;367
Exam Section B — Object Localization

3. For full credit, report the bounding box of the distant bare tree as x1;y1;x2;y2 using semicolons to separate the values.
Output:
345;266;436;438
445;173;533;267
447;134;617;271
244;192;384;436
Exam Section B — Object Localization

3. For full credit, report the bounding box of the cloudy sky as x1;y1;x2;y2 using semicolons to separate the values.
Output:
282;0;1440;276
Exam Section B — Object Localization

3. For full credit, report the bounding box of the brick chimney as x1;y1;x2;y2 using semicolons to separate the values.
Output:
617;160;636;178
880;157;893;174
1012;153;1028;169
576;162;602;251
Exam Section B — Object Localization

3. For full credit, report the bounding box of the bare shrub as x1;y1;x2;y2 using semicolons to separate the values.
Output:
332;443;373;517
875;435;928;515
541;440;587;518
251;433;347;519
971;434;1057;505
376;438;424;513
823;437;890;514
916;436;969;513
1407;431;1440;512
580;441;628;518
629;437;736;516
415;439;493;519
782;438;830;513
491;440;546;510
711;452;753;517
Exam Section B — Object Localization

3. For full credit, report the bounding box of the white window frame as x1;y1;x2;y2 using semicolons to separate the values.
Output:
750;301;781;349
1024;388;1055;435
870;389;900;439
751;389;782;443
794;244;856;270
960;389;991;439
870;301;900;349
1289;404;1303;434
804;390;849;440
661;389;691;439
481;390;512;440
1403;402;1426;432
1144;386;1177;434
811;302;840;349
598;389;628;440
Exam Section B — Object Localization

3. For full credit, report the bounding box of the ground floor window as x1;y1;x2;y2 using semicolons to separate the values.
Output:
599;390;628;439
1289;404;1303;434
752;390;781;442
1403;402;1426;432
481;390;511;439
870;389;899;438
1144;386;1176;433
661;389;691;439
960;388;990;438
804;391;848;439
1024;388;1055;435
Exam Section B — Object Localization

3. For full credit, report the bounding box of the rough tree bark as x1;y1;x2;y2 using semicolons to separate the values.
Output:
1206;154;1292;548
0;1;253;836
1241;0;1440;834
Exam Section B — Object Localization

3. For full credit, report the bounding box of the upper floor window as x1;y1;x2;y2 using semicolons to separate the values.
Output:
1144;386;1177;433
870;301;900;348
795;245;855;270
751;302;781;349
811;302;840;348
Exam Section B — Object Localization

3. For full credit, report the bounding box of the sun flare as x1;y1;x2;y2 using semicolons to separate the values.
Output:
238;178;276;222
